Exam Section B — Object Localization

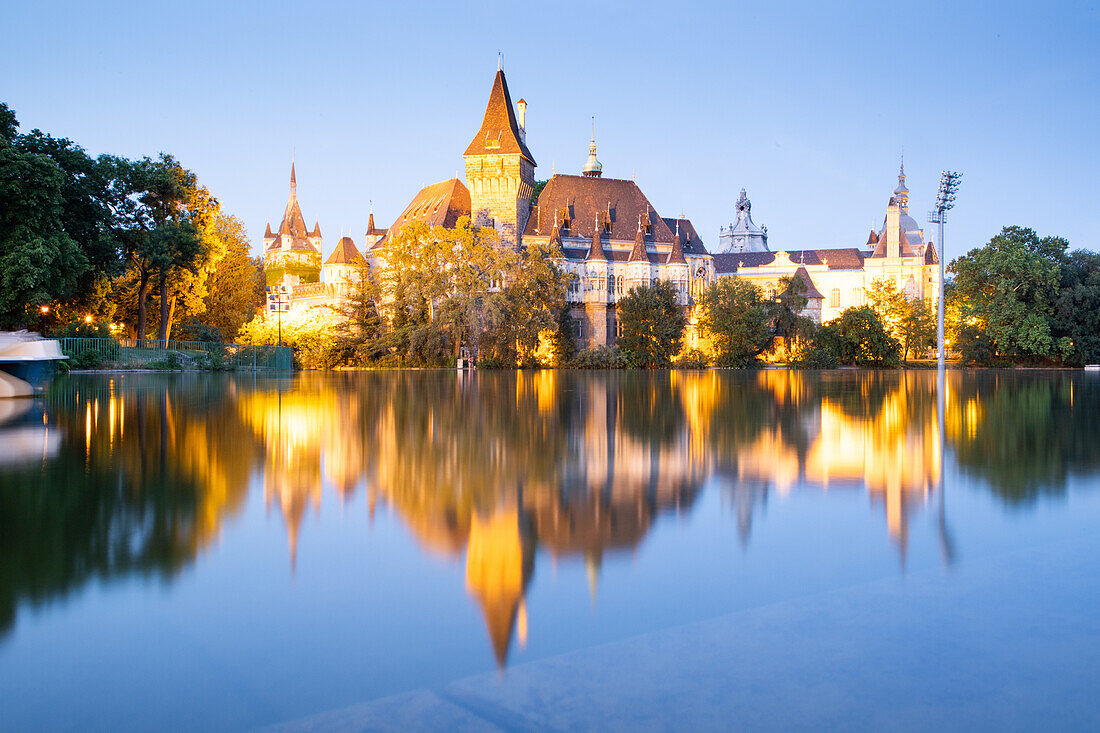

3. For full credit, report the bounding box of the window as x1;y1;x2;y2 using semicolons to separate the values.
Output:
830;288;841;308
608;275;614;293
617;275;623;296
851;288;863;306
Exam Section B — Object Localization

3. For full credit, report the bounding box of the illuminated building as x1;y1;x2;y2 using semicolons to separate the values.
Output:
712;163;941;325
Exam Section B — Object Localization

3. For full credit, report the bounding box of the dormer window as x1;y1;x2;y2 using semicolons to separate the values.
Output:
485;132;502;149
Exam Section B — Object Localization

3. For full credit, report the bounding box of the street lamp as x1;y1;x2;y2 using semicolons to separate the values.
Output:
929;171;962;373
266;285;290;347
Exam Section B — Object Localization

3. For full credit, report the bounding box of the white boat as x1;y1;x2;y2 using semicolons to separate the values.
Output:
0;331;67;397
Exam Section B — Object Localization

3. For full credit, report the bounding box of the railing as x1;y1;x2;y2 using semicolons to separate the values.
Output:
58;338;293;371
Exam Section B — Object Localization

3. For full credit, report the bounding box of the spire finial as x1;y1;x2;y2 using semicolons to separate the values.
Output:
582;117;603;177
498;51;501;71
290;158;297;196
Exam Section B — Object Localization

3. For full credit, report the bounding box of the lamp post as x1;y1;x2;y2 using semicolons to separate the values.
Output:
928;171;962;373
266;285;289;347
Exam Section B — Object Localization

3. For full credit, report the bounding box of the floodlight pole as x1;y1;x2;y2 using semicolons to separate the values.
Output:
930;171;961;375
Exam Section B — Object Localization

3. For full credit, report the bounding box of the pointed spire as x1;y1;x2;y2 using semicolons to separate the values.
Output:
667;221;687;265
628;220;648;263
548;222;562;248
289;160;297;197
583;117;603;178
265;222;273;238
587;215;608;261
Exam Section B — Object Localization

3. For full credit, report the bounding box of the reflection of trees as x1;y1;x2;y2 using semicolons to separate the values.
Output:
948;372;1100;503
0;375;256;641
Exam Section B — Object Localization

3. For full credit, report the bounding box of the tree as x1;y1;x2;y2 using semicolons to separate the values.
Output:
0;103;90;327
948;226;1071;363
616;280;688;368
478;239;571;366
330;260;386;363
773;272;814;350
435;218;517;358
806;306;900;367
103;154;207;340
1052;249;1100;366
198;214;264;340
697;278;772;368
865;277;935;360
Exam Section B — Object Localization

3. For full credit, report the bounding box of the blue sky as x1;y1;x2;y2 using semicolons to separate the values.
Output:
3;0;1097;260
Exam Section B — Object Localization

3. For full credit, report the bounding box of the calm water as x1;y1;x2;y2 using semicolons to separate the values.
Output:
1;370;1098;730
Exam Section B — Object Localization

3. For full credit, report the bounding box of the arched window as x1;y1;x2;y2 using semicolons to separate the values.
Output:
617;275;623;295
830;288;841;308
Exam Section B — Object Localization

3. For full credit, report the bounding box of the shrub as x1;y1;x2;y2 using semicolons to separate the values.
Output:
148;352;183;370
954;323;999;366
570;345;626;369
675;348;710;369
68;348;106;369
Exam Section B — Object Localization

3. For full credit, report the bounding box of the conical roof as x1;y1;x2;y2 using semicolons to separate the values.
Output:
325;236;364;265
628;224;648;262
464;70;536;165
667;225;687;265
587;216;609;261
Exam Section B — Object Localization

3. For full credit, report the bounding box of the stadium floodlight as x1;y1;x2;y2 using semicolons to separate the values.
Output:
929;171;962;374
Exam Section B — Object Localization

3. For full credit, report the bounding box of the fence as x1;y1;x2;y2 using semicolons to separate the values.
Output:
59;338;293;371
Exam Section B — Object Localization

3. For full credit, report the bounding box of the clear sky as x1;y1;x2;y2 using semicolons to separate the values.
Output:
3;0;1097;261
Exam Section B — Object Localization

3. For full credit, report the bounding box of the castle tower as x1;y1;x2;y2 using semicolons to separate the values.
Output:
464;68;537;247
263;162;322;286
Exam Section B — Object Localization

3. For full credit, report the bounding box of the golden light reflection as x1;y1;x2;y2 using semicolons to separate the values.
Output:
238;370;945;666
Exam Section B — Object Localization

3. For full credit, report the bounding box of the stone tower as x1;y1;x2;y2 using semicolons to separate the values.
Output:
463;68;536;247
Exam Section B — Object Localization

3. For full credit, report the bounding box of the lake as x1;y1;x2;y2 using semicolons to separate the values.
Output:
1;370;1098;731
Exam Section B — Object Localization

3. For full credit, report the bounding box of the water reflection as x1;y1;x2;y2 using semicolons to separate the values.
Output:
0;370;1095;665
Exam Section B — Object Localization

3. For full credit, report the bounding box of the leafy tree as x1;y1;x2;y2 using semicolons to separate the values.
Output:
478;239;571;366
1052;249;1100;366
805;306;900;367
103;154;207;340
616;280;687;368
198;214;264;340
773;272;814;349
948;226;1071;363
865;277;935;360
697;278;772;368
549;308;578;366
0;103;90;327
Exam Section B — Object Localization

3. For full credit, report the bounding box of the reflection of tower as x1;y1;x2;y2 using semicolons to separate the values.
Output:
464;504;535;668
716;474;769;547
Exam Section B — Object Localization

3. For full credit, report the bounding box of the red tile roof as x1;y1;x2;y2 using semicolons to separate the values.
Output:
525;175;680;246
377;178;471;247
325;236;365;265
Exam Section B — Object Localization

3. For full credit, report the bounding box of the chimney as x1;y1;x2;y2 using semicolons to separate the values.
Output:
517;99;527;143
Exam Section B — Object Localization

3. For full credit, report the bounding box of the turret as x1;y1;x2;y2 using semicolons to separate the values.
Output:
463;68;536;246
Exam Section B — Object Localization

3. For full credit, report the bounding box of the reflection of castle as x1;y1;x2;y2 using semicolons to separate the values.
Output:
724;372;941;559
244;370;946;666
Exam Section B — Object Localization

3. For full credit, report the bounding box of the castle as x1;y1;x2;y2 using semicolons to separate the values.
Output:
262;67;940;348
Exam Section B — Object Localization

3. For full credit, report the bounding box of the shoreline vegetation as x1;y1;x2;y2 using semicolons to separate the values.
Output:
5;102;1098;373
